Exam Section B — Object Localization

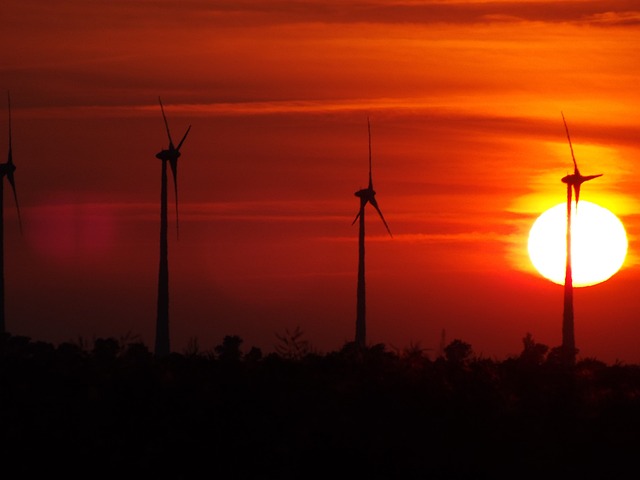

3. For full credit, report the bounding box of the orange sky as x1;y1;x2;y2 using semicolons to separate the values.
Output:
2;0;640;362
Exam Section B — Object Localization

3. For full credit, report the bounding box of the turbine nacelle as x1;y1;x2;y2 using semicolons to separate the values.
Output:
561;173;602;185
561;172;602;207
355;187;375;199
0;162;16;176
155;149;181;162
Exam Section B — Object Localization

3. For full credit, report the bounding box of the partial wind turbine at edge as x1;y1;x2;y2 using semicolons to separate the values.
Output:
5;92;21;234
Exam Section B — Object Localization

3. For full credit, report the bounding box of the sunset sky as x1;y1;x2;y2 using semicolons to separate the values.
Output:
2;0;640;362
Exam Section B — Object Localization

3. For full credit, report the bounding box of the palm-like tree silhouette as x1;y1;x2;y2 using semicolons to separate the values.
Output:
154;97;191;356
352;118;391;349
0;93;22;334
560;113;601;365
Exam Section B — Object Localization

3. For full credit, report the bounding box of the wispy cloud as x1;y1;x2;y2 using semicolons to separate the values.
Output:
107;1;640;27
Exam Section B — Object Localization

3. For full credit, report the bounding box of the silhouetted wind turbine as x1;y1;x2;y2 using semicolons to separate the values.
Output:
154;97;191;356
0;92;22;334
560;112;601;365
352;118;392;349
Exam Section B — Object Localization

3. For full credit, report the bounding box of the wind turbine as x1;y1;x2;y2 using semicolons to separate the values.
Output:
154;97;191;357
352;118;392;349
560;112;601;365
0;92;22;334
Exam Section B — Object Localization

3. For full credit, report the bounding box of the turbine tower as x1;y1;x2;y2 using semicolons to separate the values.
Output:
154;97;191;357
352;118;392;349
0;92;22;334
560;112;601;365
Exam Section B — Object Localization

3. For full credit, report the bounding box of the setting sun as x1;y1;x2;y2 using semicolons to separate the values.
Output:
528;201;628;287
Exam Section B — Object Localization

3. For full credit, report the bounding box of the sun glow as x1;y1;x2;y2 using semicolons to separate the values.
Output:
528;201;628;287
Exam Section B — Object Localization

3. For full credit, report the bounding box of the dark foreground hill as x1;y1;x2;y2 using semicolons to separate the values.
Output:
2;333;640;479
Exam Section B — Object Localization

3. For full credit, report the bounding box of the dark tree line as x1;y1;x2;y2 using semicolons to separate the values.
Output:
2;331;640;479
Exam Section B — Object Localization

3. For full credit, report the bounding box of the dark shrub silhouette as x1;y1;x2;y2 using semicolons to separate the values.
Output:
214;334;243;362
2;333;640;479
519;332;549;366
444;338;473;364
274;325;311;360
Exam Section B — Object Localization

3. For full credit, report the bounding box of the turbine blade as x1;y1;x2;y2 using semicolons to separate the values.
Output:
351;201;368;225
169;158;179;240
158;96;174;149
176;125;191;152
574;184;581;210
367;116;373;190
7;172;22;234
370;197;392;237
7;91;12;165
352;201;367;225
561;112;579;175
582;174;603;182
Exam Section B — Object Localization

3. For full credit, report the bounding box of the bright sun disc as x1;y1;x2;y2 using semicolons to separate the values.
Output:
528;201;627;287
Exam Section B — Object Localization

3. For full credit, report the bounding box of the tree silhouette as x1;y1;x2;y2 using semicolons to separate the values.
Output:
215;335;243;362
274;326;311;360
519;332;549;366
444;339;473;364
